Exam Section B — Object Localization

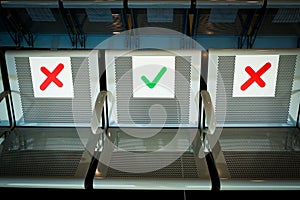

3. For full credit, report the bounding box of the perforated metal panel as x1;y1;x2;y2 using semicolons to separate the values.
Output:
103;152;199;178
106;49;201;128
14;57;92;124
0;150;83;176
5;50;100;127
114;56;191;125
208;49;300;127
0;127;94;179
216;55;296;125
223;151;300;179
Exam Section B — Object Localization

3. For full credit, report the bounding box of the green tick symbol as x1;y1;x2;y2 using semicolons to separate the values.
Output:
141;66;167;89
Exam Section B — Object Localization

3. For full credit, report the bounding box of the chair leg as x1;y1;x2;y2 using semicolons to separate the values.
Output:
205;151;220;191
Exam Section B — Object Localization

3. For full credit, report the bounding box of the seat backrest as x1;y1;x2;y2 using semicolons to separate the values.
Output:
5;50;100;127
105;49;202;128
207;48;300;127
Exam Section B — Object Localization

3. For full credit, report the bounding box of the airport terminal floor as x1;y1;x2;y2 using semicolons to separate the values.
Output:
0;0;300;196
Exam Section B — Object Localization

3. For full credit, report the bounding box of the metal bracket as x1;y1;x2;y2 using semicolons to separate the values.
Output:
238;10;255;48
182;0;197;37
122;0;136;31
238;0;267;48
58;0;86;48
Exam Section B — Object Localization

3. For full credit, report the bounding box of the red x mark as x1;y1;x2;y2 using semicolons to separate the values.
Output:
40;63;64;91
240;62;271;91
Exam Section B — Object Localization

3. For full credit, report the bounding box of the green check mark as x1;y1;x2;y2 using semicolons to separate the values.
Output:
141;66;167;89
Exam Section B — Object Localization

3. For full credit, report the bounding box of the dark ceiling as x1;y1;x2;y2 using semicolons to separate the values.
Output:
0;0;299;48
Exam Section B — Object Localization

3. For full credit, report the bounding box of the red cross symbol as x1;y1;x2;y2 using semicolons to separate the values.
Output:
240;62;271;91
40;63;64;91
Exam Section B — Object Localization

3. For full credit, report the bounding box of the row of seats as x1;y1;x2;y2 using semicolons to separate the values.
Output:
0;48;299;190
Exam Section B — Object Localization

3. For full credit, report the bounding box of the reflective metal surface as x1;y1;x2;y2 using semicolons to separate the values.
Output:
213;127;300;190
93;128;212;190
0;127;98;188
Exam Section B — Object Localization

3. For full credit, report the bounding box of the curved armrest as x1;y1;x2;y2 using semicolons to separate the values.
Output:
200;90;216;135
91;91;108;134
0;90;9;103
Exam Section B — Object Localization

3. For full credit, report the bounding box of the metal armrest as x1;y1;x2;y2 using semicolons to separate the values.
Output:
0;90;9;103
200;90;220;190
91;91;109;134
200;90;216;135
1;90;17;130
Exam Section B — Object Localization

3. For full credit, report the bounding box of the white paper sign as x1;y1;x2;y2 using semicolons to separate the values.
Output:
132;56;175;98
232;55;279;97
29;57;74;98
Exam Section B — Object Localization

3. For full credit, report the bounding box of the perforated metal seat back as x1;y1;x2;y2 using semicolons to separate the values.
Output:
5;50;100;127
105;49;202;128
207;48;300;127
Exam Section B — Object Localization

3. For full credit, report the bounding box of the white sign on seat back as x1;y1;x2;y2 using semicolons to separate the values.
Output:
207;48;300;127
105;49;202;128
5;50;100;127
